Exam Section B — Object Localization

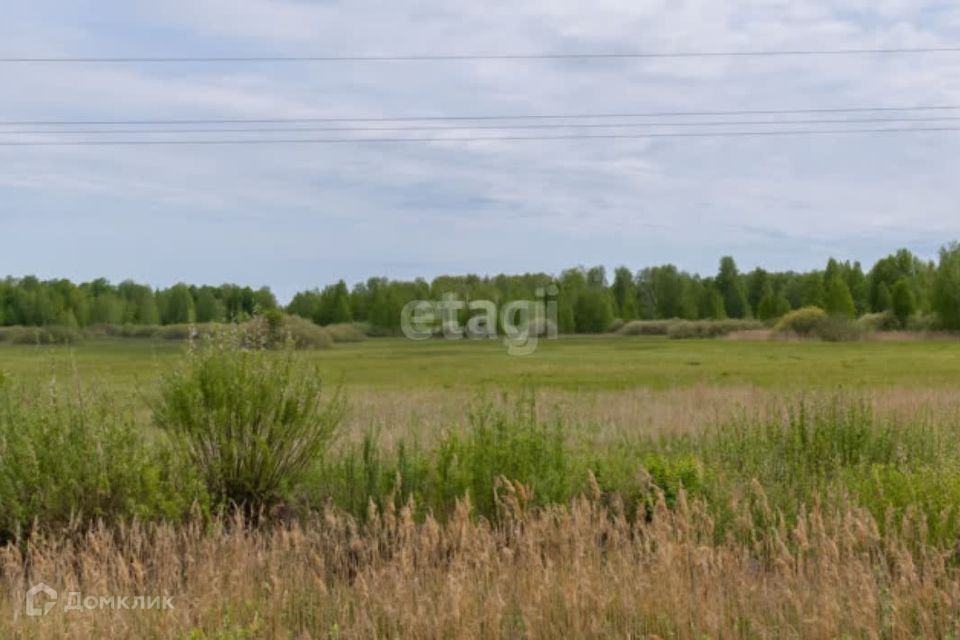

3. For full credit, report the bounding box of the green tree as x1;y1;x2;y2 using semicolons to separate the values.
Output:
757;283;791;321
163;284;196;324
610;267;638;320
573;287;613;333
823;273;856;318
716;257;749;319
933;243;960;330
891;277;916;328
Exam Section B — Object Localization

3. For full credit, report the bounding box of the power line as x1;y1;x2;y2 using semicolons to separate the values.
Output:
2;47;960;63
1;126;957;146
2;105;959;127
5;115;960;135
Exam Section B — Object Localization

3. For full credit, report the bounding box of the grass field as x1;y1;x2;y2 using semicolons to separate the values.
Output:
3;334;960;392
5;334;960;638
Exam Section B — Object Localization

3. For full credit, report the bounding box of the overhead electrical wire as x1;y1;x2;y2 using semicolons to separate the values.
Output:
3;115;960;135
1;126;958;146
1;105;959;127
2;47;960;63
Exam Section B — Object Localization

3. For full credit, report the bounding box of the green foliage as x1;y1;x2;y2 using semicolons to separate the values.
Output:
773;306;828;336
246;314;334;350
773;307;861;341
3;244;957;336
716;257;750;319
610;267;639;320
665;319;764;339
811;315;863;342
154;335;344;513
824;272;856;318
573;286;614;333
891;277;917;328
616;319;675;336
846;466;960;545
933;243;960;330
700;285;727;320
856;311;899;333
310;397;574;522
0;380;203;539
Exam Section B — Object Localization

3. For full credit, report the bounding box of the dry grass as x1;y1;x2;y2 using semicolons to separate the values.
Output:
340;385;960;445
3;482;959;639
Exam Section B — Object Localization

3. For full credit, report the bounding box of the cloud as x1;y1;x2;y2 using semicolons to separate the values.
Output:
0;0;958;299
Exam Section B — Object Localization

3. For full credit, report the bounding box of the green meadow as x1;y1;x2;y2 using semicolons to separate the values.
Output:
2;335;959;392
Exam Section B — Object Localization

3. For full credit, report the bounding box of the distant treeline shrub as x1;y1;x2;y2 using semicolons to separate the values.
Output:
324;322;368;343
666;319;764;339
773;307;863;342
617;320;677;336
856;311;899;333
0;325;82;345
616;318;762;339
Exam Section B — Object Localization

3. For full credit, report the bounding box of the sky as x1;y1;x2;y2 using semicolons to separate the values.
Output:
1;0;959;301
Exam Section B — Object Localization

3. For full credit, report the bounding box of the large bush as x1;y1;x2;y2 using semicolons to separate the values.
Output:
773;306;827;336
666;319;763;339
617;320;679;336
773;307;862;341
154;335;344;515
0;380;200;539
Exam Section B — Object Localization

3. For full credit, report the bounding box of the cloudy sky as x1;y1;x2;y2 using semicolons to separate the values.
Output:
1;1;959;300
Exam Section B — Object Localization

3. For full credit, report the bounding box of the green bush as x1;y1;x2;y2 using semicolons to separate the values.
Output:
846;465;960;546
773;306;828;336
160;323;198;340
666;319;764;339
154;335;344;515
617;320;675;336
856;311;898;333
0;380;202;539
813;315;863;342
238;313;333;350
907;313;939;333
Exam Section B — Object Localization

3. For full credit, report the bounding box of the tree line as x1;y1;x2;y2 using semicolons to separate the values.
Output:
0;278;277;328
3;243;960;333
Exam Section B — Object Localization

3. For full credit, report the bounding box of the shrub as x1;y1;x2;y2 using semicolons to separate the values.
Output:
0;380;202;539
0;325;83;345
773;306;827;336
617;320;676;336
160;324;195;340
325;322;367;343
154;336;344;515
238;313;334;350
907;312;939;333
666;319;763;339
857;311;898;333
772;308;862;341
813;315;863;342
83;323;124;338
127;324;162;338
